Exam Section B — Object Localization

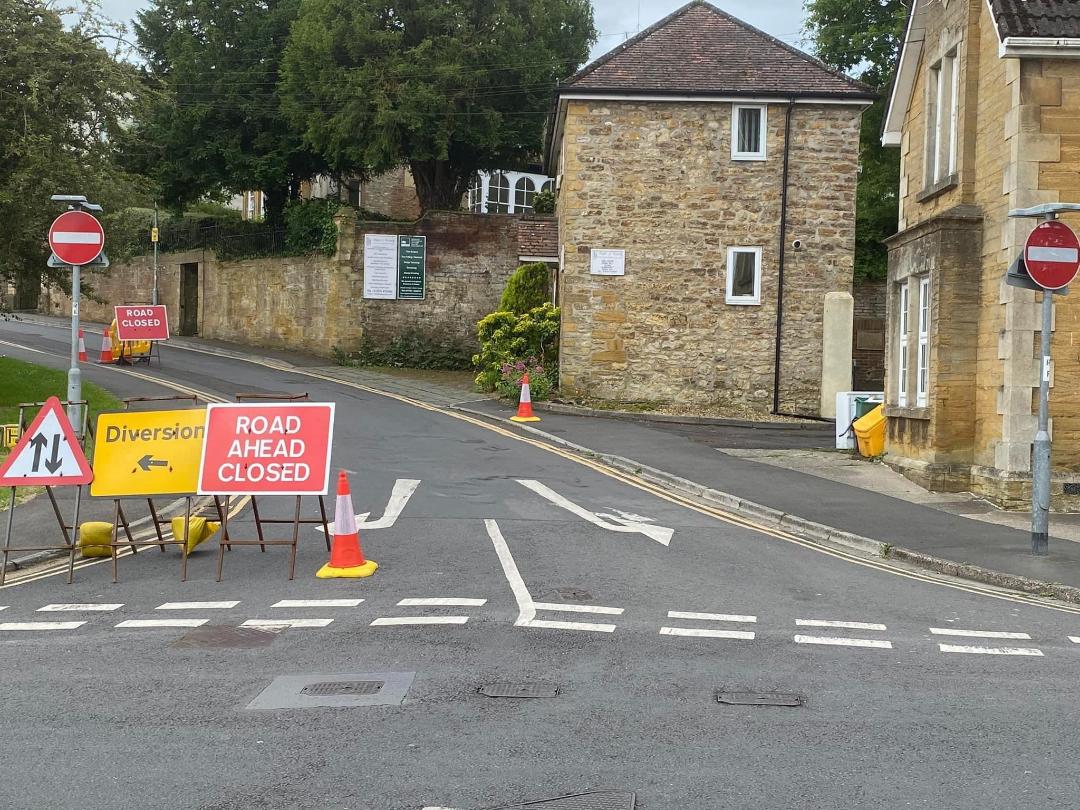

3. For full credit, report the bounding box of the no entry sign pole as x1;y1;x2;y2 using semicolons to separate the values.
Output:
48;196;105;435
1009;203;1080;555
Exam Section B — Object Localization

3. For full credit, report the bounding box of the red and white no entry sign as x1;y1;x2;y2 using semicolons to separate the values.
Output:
1025;220;1080;290
197;403;335;496
48;210;105;267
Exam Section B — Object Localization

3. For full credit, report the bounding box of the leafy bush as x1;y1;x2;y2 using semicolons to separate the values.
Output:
284;198;339;256
495;357;552;401
532;188;555;215
334;330;473;370
473;303;560;396
499;262;551;314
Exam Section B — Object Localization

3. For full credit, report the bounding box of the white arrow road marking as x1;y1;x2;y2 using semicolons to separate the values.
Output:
316;478;420;532
516;479;674;546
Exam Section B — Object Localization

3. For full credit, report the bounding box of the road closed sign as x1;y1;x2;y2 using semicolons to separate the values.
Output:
114;305;170;342
90;409;205;497
197;403;335;496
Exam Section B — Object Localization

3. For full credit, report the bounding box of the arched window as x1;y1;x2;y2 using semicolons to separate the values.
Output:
487;173;510;213
514;177;536;212
541;179;554;194
467;174;483;212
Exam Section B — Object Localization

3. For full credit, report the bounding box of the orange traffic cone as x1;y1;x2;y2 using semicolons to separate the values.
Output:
77;329;87;362
510;373;542;422
97;328;114;364
316;471;378;579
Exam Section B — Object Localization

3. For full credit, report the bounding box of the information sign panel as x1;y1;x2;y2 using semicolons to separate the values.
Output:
397;235;427;299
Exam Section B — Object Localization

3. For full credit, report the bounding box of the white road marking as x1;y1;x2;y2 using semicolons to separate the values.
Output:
517;479;674;546
939;643;1043;656
370;616;469;626
525;619;616;633
485;519;535;627
38;603;123;612
0;621;86;631
668;611;756;623
271;599;363;608
929;627;1030;639
397;598;487;607
660;627;755;640
316;478;421;532
533;602;624;615
0;606;8;611
242;618;334;629
116;619;208;629
796;619;887;630
157;601;239;610
794;634;893;649
1070;636;1080;644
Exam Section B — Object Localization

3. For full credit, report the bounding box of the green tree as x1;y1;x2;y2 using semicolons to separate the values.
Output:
281;0;596;212
130;0;325;223
500;262;551;314
804;0;908;281
0;0;151;308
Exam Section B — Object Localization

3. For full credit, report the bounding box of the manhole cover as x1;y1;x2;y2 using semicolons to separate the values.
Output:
717;691;804;707
479;682;560;699
173;625;276;649
495;791;636;809
246;671;415;710
301;680;384;696
554;588;593;602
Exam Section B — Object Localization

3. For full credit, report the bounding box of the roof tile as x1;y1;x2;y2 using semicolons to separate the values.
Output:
989;0;1080;39
517;218;559;258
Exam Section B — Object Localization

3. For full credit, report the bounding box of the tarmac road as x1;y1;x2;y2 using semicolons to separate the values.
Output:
1;318;1079;810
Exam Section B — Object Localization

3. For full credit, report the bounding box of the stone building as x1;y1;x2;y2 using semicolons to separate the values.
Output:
882;0;1080;507
546;1;874;415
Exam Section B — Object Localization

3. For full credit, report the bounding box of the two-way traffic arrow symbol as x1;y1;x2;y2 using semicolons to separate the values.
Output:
136;454;169;472
29;434;64;474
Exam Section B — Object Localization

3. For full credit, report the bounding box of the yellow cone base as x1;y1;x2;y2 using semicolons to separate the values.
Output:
510;415;541;422
315;559;378;579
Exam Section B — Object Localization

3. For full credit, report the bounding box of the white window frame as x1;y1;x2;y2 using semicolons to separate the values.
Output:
731;104;767;161
916;277;930;407
725;246;763;305
897;283;910;407
925;49;959;186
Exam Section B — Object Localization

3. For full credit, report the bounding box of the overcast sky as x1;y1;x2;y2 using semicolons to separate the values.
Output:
100;0;813;60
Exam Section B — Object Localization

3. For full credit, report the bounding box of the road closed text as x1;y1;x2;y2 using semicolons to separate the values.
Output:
197;403;335;495
114;304;170;341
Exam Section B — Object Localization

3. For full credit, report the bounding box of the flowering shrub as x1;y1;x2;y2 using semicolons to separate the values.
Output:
495;357;553;401
473;303;559;394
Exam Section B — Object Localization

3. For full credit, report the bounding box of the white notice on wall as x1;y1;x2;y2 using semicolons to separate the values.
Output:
364;234;398;299
590;248;625;276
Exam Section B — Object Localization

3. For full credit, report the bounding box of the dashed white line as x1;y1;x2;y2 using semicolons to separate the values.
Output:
157;601;240;610
660;627;755;640
370;616;470;626
523;619;616;633
116;619;208;629
534;602;624;615
796;619;887;631
0;621;86;631
939;643;1043;656
668;611;756;623
929;628;1030;639
397;598;487;607
242;618;334;629
794;634;893;649
0;606;8;611
271;599;363;608
38;603;124;612
1070;636;1080;644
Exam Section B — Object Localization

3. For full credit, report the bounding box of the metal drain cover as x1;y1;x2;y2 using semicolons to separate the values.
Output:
554;587;593;602
246;672;415;710
496;791;636;809
173;625;276;649
717;691;804;707
301;680;384;696
479;682;559;699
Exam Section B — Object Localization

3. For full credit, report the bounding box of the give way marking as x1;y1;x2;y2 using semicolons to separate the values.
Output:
516;479;674;546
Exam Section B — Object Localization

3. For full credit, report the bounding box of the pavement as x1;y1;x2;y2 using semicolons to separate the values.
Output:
3;317;1080;809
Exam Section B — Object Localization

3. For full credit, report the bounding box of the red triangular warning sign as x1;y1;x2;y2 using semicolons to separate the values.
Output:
0;397;93;487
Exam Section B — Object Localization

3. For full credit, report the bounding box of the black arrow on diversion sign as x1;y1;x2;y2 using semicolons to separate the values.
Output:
136;454;169;472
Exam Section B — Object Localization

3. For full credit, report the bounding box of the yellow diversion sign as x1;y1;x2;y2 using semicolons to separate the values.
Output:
91;409;206;497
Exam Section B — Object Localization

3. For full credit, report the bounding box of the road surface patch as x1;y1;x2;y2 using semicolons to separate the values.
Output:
271;598;363;608
245;671;415;709
38;603;123;612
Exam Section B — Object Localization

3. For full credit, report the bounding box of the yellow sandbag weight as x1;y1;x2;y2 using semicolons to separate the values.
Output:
170;516;220;553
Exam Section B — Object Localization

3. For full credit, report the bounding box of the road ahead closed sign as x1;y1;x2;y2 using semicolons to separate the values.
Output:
91;409;205;497
197;403;335;496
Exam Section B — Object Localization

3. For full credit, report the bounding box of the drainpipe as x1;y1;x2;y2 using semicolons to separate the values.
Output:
771;100;795;415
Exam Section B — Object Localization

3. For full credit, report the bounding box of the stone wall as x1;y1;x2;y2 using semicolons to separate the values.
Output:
361;167;422;221
42;211;526;359
556;99;861;414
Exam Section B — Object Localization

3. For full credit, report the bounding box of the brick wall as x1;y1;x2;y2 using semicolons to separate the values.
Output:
852;279;885;390
556;99;861;415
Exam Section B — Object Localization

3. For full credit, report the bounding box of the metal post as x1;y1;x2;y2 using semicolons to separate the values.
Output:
152;204;159;306
67;264;82;434
1032;282;1054;555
